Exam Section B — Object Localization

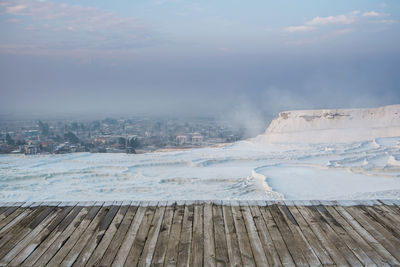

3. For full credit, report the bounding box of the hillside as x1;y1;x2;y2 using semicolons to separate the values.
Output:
255;104;400;143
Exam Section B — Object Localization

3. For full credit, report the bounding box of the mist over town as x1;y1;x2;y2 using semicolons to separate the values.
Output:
1;1;400;265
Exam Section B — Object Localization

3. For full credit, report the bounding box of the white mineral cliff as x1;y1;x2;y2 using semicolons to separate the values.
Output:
255;104;400;143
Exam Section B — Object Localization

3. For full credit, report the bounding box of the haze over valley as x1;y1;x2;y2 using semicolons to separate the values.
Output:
1;105;400;201
1;0;400;201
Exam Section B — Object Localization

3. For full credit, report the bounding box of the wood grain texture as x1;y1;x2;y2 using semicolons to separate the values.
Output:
0;200;398;266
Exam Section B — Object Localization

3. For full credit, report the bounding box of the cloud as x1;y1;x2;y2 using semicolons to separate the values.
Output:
6;4;26;14
7;18;20;23
362;11;388;17
374;19;400;24
305;14;356;26
284;9;396;35
0;0;156;55
2;0;146;30
284;25;315;32
284;12;358;33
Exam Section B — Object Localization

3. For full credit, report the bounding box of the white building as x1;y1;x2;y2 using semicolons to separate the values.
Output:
176;135;187;145
191;135;203;144
24;144;39;155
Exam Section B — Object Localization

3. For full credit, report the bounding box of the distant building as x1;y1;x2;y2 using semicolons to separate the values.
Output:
24;130;39;137
176;135;187;145
54;143;70;154
40;141;54;152
94;137;107;145
10;149;22;154
24;144;39;155
191;135;203;144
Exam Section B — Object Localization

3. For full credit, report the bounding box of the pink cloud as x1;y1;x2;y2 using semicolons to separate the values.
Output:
362;11;389;17
284;25;315;32
306;14;356;26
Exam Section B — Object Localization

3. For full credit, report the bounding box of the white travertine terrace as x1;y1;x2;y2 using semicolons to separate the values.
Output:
256;104;400;143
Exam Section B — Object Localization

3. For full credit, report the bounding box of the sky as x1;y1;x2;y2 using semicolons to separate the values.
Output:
0;0;399;121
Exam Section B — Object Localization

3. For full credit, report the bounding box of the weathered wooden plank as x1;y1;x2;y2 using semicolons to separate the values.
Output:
5;205;75;266
177;204;194;267
124;205;157;266
0;202;41;238
111;204;148;266
277;203;321;266
320;203;391;267
72;202;122;267
0;201;399;267
342;204;400;263
151;204;175;267
259;204;295;266
30;205;91;266
250;204;282;266
100;205;140;266
241;203;269;266
295;203;349;266
232;204;256;267
360;204;400;239
61;204;110;267
378;199;400;216
22;205;84;266
0;204;15;218
0;202;23;222
311;201;376;266
0;206;10;217
334;204;400;266
0;206;63;265
203;202;216;267
164;204;185;267
363;199;400;215
84;204;130;267
109;205;146;266
305;203;364;266
372;201;400;225
137;204;166;267
223;204;243;267
0;203;60;259
0;203;34;234
353;201;400;244
213;203;229;267
268;204;308;266
191;201;204;267
284;202;333;266
62;204;113;266
108;203;148;266
383;201;400;222
46;203;104;266
0;202;20;213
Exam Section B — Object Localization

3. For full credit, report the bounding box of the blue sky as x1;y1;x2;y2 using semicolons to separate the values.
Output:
0;0;399;118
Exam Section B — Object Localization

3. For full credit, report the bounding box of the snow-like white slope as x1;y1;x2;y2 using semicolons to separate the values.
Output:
1;105;400;201
255;104;400;143
1;136;400;201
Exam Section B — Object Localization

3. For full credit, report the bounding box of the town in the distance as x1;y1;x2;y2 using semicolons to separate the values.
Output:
0;116;245;154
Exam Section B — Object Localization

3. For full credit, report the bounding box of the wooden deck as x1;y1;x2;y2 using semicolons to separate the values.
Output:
0;200;399;266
